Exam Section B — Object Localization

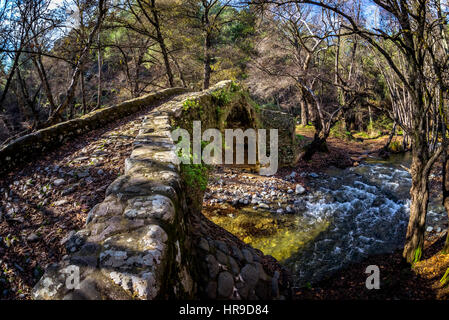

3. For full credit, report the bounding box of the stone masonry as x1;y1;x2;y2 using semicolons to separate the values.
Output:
31;81;296;299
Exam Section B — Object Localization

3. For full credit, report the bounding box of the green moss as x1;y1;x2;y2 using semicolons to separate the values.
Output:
414;246;422;263
229;81;240;92
183;98;201;112
216;105;224;120
181;164;209;192
211;89;232;107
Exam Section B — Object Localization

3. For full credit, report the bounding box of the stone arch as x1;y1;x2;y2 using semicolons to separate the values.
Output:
31;81;295;300
219;100;259;131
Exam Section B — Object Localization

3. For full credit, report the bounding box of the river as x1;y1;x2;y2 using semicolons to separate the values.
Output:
203;153;447;287
284;152;446;286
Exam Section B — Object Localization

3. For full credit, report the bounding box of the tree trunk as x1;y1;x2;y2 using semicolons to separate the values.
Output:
203;32;212;90
301;130;329;161
32;53;56;114
80;67;87;114
300;99;308;126
170;53;186;87
382;122;397;151
300;88;308;126
0;50;20;111
69;102;74;119
0;50;21;132
44;0;106;127
442;142;449;254
402;133;410;151
156;30;174;88
96;33;102;109
403;148;430;263
149;2;174;88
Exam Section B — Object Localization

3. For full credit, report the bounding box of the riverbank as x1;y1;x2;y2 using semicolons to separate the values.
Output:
294;126;442;199
291;127;449;299
294;232;449;300
290;126;448;299
203;125;448;300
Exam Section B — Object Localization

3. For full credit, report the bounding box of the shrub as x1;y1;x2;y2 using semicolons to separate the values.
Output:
183;98;201;111
211;89;231;107
389;140;403;153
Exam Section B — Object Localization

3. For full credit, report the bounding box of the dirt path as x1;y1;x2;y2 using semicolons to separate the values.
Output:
0;98;172;300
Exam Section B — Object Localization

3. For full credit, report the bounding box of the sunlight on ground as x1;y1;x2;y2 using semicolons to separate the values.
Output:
202;204;329;262
414;251;449;298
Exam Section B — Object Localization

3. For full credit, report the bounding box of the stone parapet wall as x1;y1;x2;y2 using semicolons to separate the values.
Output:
31;90;196;300
0;87;189;176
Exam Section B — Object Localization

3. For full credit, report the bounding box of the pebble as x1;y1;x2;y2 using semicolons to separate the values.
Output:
215;240;229;254
27;233;39;242
54;199;69;206
241;264;258;288
199;238;209;251
77;171;90;178
61;186;76;196
53;179;65;187
216;250;229;265
242;248;253;263
206;255;219;279
295;184;306;194
258;203;269;210
231;246;244;262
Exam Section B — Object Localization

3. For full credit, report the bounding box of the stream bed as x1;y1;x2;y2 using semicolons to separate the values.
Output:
203;153;447;287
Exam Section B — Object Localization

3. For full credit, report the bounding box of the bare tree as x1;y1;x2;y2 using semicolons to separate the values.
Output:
254;0;445;263
250;3;369;160
44;0;108;126
112;0;175;87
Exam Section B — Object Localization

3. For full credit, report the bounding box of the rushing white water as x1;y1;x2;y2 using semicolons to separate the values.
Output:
285;154;446;287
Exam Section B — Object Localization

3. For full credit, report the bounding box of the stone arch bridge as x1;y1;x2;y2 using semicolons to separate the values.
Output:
0;81;298;300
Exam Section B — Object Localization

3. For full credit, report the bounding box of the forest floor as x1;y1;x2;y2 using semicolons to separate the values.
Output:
293;126;442;199
292;126;449;300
